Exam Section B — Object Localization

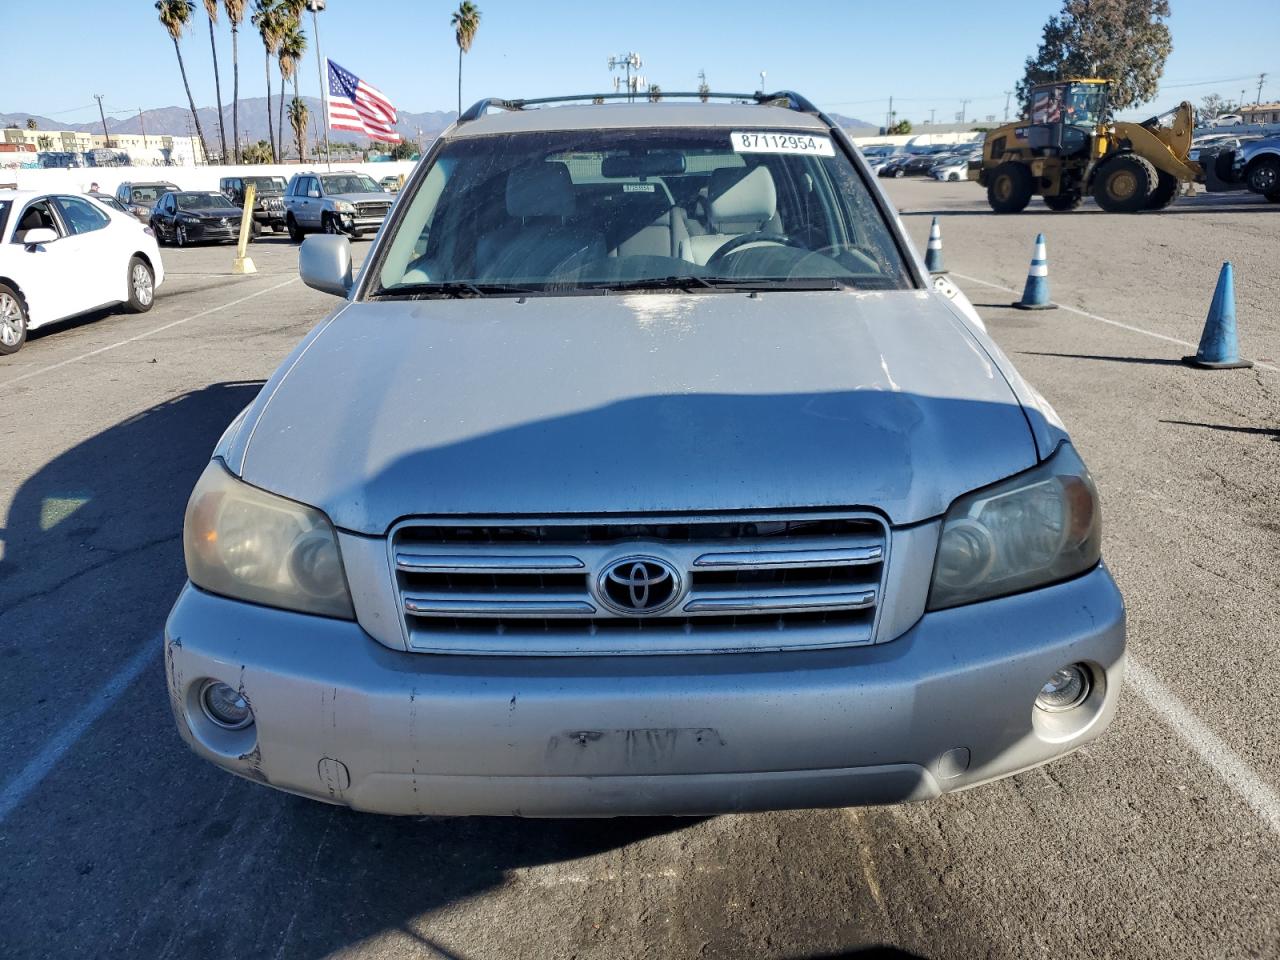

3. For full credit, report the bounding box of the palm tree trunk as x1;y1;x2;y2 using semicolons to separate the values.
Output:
173;37;210;163
278;64;287;160
231;25;240;163
208;17;227;161
264;53;275;163
457;46;463;117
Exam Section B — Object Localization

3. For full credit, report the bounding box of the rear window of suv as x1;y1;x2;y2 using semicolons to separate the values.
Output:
373;126;912;297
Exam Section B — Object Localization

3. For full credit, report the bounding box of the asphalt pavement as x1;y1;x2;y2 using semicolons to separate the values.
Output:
0;185;1277;960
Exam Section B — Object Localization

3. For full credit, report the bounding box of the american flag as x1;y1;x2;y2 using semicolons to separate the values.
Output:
327;59;401;142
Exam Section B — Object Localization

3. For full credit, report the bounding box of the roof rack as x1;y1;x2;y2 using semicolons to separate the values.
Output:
457;90;824;124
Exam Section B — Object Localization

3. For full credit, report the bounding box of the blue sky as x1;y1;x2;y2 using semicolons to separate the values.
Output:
4;0;1276;127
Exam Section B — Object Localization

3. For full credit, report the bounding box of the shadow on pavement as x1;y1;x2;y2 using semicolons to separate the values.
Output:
1021;351;1185;367
1161;419;1279;441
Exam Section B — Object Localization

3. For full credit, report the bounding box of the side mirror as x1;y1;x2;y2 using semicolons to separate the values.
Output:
299;235;353;298
308;189;321;199
23;228;58;247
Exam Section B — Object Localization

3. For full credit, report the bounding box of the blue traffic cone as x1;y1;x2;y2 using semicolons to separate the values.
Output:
1012;233;1057;310
925;217;946;274
1182;262;1253;369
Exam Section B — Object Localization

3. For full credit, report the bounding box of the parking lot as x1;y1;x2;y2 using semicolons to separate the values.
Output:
1;180;1277;959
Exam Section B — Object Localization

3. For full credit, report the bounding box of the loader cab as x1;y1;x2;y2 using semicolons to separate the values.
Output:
1025;80;1109;157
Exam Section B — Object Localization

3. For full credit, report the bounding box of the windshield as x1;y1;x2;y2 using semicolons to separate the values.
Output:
176;192;235;210
374;127;911;297
321;174;381;194
244;177;286;194
130;185;176;203
1031;84;1106;127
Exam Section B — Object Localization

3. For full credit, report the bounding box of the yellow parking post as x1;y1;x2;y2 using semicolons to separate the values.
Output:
232;182;257;275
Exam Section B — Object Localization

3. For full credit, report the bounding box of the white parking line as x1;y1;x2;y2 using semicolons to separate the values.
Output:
0;277;298;393
952;272;1278;374
1128;660;1280;837
0;639;158;826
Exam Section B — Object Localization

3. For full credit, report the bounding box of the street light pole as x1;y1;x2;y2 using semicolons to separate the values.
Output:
306;0;331;169
94;94;111;148
1004;90;1013;122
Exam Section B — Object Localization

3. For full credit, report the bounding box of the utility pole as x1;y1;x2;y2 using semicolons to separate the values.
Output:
307;0;332;169
1004;90;1013;122
886;95;894;131
1257;73;1268;108
959;99;971;125
609;53;643;102
94;94;111;148
138;109;148;149
416;127;423;156
929;108;936;125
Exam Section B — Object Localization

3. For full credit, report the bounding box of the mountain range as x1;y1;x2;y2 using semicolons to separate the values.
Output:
3;98;877;151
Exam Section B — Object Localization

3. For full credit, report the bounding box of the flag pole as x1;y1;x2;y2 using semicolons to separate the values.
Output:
307;0;332;170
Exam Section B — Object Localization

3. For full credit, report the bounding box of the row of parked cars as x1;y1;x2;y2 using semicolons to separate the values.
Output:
863;143;985;182
104;171;404;247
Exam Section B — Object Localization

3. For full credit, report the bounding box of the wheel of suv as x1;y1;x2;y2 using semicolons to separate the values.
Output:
987;162;1034;213
125;257;155;313
322;213;343;235
287;214;304;243
1246;156;1280;197
1044;192;1084;212
1092;154;1156;213
175;224;189;247
1145;171;1180;210
0;282;28;355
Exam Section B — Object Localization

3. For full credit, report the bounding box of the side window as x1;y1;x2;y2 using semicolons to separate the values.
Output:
309;178;322;198
12;200;61;243
116;185;129;202
55;196;111;235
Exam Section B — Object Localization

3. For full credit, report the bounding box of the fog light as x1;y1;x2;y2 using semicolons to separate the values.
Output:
200;680;254;730
1035;664;1090;713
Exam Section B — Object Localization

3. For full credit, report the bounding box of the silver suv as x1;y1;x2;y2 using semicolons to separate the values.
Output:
1232;136;1280;201
283;170;392;241
166;92;1125;817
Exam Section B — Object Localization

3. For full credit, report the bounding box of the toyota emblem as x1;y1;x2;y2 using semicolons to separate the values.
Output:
595;556;682;616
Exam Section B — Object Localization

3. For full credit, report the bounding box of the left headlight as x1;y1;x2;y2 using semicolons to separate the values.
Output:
927;443;1101;611
183;460;355;619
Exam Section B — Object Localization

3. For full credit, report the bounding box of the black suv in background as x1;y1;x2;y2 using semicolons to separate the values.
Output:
220;175;289;233
114;181;179;221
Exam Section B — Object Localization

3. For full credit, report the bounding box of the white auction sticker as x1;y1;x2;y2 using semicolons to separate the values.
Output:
731;131;836;156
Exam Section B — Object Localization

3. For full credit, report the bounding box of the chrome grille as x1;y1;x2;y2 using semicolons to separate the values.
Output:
356;201;390;218
390;514;889;655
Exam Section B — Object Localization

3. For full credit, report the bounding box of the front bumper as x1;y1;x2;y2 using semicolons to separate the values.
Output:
164;565;1125;817
337;214;386;235
184;221;241;242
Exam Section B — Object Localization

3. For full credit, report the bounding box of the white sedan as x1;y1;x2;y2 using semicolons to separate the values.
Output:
0;190;164;355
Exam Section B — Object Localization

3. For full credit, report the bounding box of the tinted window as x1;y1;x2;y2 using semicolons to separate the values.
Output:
0;200;10;238
244;176;286;194
320;174;379;194
175;192;234;210
129;185;174;203
55;196;111;234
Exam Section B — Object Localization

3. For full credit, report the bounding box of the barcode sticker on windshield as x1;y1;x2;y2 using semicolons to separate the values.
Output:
731;132;836;156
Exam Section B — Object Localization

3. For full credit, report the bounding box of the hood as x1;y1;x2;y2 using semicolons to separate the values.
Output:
234;290;1038;533
332;191;391;204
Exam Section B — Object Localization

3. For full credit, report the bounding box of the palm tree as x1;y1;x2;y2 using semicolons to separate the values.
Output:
288;97;308;163
202;0;227;161
277;11;306;160
450;2;481;117
224;0;246;163
25;118;36;130
251;0;283;162
156;0;210;162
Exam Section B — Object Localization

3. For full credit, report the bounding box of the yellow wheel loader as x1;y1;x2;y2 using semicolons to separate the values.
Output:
972;79;1202;213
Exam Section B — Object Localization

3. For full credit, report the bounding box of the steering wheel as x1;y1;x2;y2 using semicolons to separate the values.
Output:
704;232;806;271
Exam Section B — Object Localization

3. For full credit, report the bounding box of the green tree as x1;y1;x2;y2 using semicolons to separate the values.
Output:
277;9;306;160
241;138;273;163
224;0;246;163
156;0;210;162
450;2;482;116
251;0;284;161
1017;0;1172;113
1196;93;1238;126
888;119;912;135
390;140;416;160
202;0;228;161
288;96;308;162
25;118;36;130
648;84;663;102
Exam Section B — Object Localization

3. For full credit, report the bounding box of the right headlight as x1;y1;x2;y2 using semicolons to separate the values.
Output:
927;443;1101;611
333;200;356;213
183;460;355;619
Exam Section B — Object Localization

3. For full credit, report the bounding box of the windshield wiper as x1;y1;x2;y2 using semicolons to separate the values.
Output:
372;281;537;300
